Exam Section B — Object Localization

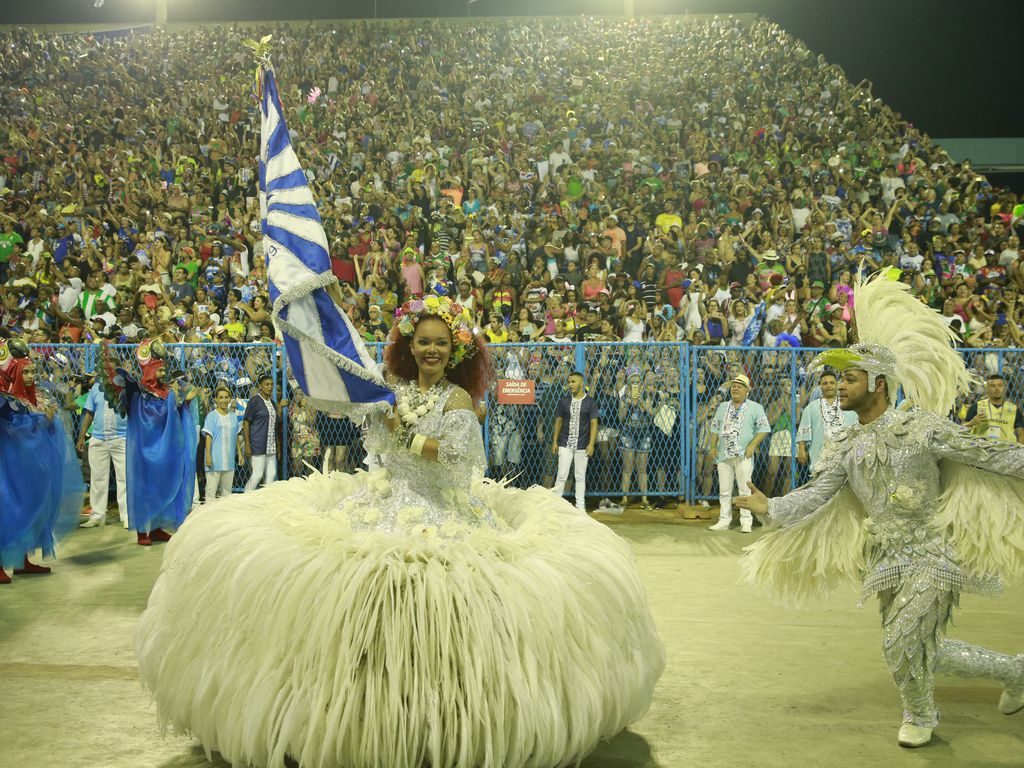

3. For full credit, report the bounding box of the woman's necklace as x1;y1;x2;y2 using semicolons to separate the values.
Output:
395;380;446;429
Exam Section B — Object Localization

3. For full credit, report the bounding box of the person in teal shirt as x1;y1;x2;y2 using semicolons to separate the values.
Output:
708;374;770;533
796;371;858;470
203;385;242;501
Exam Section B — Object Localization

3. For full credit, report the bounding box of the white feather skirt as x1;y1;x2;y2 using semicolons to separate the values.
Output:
134;470;665;768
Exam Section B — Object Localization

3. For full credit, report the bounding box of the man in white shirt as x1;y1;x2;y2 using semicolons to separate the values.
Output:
998;236;1020;268
548;147;571;175
899;242;925;272
77;381;130;528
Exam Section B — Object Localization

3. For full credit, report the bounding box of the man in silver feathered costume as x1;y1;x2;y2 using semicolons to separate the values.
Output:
736;270;1024;749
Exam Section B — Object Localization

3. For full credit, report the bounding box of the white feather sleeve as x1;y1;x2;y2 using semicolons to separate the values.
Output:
926;415;1024;581
742;485;867;606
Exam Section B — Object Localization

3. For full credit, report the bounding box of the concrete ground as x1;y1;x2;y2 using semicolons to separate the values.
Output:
1;506;1022;768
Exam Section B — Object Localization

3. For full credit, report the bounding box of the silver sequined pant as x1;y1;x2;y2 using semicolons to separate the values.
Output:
879;571;1022;728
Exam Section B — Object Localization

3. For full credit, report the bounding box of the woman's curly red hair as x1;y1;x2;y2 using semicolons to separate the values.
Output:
383;318;494;405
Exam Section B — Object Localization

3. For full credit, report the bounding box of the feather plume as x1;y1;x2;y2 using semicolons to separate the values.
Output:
741;486;867;606
853;270;973;415
936;461;1024;582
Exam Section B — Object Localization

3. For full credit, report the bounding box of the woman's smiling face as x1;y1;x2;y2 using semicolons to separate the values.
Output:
411;317;452;373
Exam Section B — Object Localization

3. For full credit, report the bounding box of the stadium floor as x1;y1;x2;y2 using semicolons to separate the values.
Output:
2;508;1022;768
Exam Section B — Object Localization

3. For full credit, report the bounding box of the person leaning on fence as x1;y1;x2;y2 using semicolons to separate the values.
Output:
242;374;283;492
708;374;770;533
551;371;599;514
962;373;1024;444
203;385;242;501
77;379;130;529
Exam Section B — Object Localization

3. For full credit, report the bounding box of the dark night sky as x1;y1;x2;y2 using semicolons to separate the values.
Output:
2;0;1021;140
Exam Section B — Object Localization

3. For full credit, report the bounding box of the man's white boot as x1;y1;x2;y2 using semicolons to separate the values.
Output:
897;723;932;748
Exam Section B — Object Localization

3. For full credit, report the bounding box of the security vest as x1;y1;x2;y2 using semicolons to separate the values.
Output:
972;398;1019;443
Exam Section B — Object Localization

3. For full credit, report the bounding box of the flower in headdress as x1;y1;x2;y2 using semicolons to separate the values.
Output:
395;295;479;366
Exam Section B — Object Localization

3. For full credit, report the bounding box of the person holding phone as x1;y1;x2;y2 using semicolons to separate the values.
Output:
618;370;655;510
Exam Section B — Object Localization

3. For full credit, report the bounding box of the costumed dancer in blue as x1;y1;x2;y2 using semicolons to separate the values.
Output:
0;338;84;584
100;339;197;546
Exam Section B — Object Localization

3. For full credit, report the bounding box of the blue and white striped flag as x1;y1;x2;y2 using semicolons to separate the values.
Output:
258;66;395;415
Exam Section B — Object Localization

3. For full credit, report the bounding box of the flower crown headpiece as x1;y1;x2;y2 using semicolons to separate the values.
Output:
395;295;478;366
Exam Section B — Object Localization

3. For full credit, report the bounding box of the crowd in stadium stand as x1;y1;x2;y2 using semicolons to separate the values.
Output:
3;14;1024;509
2;15;1022;355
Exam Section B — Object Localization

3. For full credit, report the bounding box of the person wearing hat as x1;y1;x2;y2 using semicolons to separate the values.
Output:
708;373;770;532
805;280;829;324
723;281;745;316
752;248;786;290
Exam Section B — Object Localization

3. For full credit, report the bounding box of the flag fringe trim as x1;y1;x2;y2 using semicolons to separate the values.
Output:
271;271;393;419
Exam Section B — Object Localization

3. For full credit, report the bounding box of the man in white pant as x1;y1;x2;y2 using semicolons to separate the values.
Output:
551;372;599;513
708;373;769;533
77;380;129;528
242;374;281;492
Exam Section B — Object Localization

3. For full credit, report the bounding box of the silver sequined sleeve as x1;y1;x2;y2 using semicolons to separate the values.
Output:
927;413;1024;479
766;459;849;528
362;412;397;457
437;395;487;475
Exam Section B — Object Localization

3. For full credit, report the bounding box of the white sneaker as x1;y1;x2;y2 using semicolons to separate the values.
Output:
699;500;710;509
79;517;105;528
740;522;752;534
897;723;933;748
708;519;731;531
999;654;1024;715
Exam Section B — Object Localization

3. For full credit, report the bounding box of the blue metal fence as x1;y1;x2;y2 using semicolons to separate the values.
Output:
27;342;1022;507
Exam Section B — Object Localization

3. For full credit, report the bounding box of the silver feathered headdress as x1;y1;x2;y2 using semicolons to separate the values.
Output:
812;268;973;415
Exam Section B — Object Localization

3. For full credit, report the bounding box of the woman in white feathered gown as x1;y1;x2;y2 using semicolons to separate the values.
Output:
134;298;664;768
